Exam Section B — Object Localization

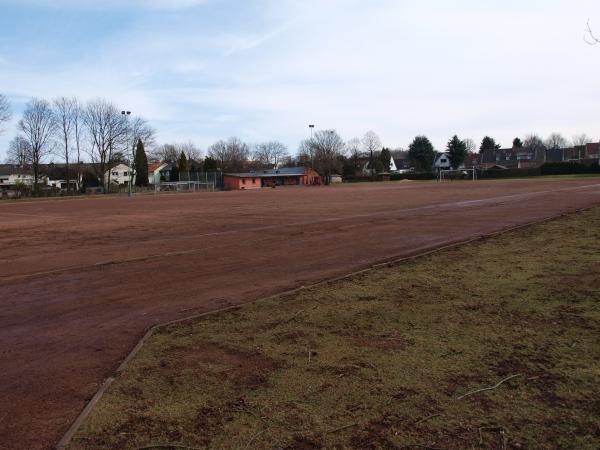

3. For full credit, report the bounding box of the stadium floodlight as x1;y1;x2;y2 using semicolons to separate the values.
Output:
121;110;133;195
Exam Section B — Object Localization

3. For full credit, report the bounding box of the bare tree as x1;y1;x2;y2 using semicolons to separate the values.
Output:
345;137;363;175
310;130;345;184
346;138;362;156
253;141;289;168
5;136;32;166
178;142;202;162
0;94;11;133
572;133;590;146
572;133;592;161
150;142;200;164
523;134;547;161
362;130;382;178
72;99;85;187
545;132;568;149
151;144;179;164
464;138;477;154
84;99;126;190
53;97;77;192
127;117;155;155
18;98;57;191
207;140;227;170
122;116;156;183
585;20;599;45
297;138;316;169
208;137;250;172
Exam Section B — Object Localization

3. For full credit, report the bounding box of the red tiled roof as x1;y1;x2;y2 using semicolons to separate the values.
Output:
148;163;163;172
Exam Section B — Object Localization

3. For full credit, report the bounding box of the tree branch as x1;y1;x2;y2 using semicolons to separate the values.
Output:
456;374;521;400
585;20;600;45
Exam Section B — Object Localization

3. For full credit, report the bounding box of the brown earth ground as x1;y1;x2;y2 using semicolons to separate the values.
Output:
1;178;600;450
69;207;600;450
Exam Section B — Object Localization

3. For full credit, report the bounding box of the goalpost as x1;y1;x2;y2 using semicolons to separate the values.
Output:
438;168;478;182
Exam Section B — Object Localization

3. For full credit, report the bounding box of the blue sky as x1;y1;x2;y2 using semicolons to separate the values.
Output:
1;0;600;160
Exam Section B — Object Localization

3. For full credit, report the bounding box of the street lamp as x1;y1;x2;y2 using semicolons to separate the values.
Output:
121;110;132;195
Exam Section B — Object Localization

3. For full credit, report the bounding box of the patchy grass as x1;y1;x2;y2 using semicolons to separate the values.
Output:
69;209;600;450
537;173;600;180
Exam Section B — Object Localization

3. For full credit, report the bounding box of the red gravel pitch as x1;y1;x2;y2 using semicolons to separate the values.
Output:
1;179;600;450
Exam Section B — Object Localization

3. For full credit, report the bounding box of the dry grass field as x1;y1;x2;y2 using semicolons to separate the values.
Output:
68;208;600;450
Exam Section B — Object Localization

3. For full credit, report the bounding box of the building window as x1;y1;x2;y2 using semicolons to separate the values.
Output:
123;171;128;176
252;178;256;183
242;178;246;184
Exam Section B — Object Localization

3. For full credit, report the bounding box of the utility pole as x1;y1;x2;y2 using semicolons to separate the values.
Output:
121;110;132;195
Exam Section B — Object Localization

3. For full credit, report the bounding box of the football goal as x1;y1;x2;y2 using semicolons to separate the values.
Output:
438;168;477;182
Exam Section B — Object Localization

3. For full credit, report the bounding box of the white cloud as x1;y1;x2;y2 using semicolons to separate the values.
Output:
0;0;210;10
1;0;600;159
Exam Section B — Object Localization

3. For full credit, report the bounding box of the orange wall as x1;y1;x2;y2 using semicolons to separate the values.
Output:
224;172;321;190
223;176;262;190
303;169;322;185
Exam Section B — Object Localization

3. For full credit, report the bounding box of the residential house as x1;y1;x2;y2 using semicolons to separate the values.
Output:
481;142;600;169
104;163;134;186
47;179;79;191
433;153;452;171
392;150;413;173
464;153;481;168
481;147;541;169
148;162;170;185
570;143;600;163
361;156;400;175
0;165;35;190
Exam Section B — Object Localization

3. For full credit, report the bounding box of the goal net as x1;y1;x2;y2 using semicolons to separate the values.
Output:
438;168;477;182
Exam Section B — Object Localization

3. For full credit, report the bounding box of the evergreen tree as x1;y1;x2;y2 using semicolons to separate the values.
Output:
479;136;500;153
446;135;467;169
380;147;392;172
134;139;149;186
512;137;523;148
203;156;219;172
371;157;385;174
408;136;435;171
170;165;179;182
178;151;189;172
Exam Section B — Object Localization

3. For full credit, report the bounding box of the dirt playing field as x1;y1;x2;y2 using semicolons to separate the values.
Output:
1;178;600;450
68;208;600;450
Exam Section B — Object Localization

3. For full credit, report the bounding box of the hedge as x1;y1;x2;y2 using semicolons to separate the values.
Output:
540;162;600;176
477;168;541;179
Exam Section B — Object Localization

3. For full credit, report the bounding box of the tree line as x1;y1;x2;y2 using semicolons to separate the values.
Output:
1;93;596;191
1;95;155;192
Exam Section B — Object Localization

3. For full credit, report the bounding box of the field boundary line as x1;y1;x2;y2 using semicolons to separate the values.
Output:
54;206;595;450
5;182;600;285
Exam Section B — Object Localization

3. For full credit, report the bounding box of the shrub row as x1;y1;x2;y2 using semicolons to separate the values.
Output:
477;168;541;179
540;162;600;175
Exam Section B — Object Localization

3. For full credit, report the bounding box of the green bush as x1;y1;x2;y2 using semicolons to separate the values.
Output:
390;172;437;181
478;168;541;179
540;162;600;176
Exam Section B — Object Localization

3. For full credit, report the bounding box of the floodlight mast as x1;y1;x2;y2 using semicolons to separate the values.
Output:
121;110;132;195
308;124;315;168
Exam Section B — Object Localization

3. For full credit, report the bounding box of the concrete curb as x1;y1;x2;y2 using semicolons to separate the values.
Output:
54;206;594;449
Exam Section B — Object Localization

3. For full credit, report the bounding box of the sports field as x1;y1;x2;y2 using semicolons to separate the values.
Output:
1;178;600;450
68;208;600;450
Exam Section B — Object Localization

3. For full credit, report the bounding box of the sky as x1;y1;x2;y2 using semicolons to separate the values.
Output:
1;0;600;160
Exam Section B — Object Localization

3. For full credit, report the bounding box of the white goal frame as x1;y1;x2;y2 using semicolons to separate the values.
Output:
438;168;478;182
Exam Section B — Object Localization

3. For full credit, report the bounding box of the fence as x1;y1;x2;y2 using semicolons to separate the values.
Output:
156;172;223;192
